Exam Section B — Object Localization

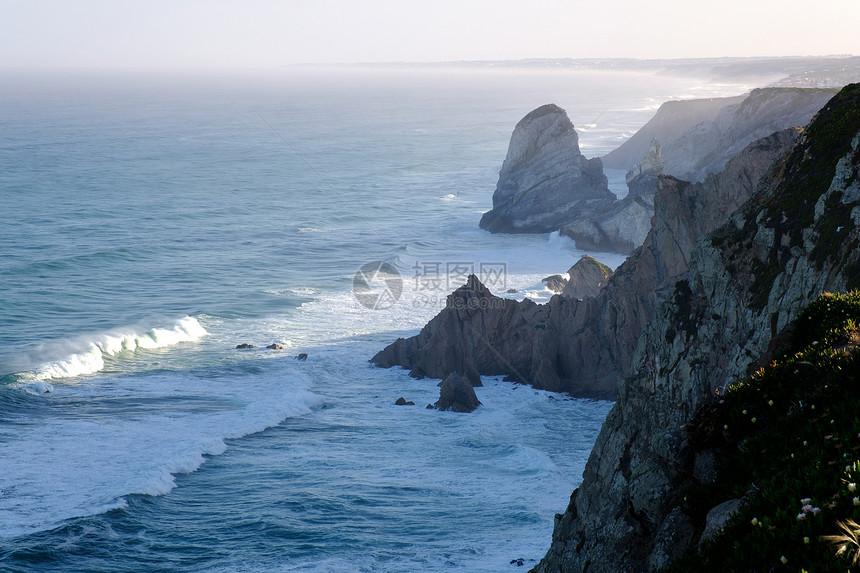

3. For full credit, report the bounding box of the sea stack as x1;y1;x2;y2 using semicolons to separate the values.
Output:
479;104;614;234
434;372;481;413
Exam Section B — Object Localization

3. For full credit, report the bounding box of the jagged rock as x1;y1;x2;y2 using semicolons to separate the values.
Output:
604;88;837;182
266;343;283;350
434;372;481;412
562;139;663;253
542;255;614;298
533;84;860;573
479;104;614;234
235;343;255;349
562;255;614;299
625;138;665;189
541;274;568;293
372;128;798;399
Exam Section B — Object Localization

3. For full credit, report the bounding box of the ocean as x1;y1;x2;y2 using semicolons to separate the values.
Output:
0;66;754;572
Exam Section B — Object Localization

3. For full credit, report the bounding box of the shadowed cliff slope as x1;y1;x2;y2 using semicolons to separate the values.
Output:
533;83;860;573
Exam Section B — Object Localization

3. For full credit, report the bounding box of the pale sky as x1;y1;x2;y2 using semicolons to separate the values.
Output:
1;0;858;70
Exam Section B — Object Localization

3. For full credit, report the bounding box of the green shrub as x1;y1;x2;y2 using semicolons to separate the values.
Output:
670;291;860;572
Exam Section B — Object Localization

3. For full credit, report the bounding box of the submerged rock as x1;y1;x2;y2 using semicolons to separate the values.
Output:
266;343;283;350
479;104;613;234
434;372;481;413
296;353;308;361
235;343;255;349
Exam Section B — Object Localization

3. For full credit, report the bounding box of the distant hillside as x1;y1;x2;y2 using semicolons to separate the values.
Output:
601;95;745;171
603;87;837;182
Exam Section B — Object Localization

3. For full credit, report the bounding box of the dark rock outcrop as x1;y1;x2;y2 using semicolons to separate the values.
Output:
533;84;860;573
394;397;414;406
541;274;568;293
479;104;614;234
434;372;481;412
266;343;283;350
372;128;800;399
235;343;255;349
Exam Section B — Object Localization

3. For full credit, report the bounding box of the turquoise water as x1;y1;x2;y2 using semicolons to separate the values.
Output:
0;67;750;571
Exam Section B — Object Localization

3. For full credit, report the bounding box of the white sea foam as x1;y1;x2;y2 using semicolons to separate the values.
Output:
22;317;208;381
0;363;320;540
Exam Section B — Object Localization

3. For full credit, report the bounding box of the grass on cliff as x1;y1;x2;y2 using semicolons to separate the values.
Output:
671;291;860;572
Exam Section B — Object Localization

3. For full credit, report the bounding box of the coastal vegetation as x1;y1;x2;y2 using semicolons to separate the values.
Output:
672;291;860;571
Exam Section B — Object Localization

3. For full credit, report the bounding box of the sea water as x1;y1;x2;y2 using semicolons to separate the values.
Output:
0;66;756;571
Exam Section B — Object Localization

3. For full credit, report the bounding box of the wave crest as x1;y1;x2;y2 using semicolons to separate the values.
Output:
23;317;208;381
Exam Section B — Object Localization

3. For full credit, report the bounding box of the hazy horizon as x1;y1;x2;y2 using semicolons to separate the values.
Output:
1;1;858;72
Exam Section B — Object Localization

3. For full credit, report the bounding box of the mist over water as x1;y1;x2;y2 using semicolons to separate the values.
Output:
0;67;756;571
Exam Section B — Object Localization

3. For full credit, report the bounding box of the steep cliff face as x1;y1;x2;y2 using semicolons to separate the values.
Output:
372;128;799;399
479;104;614;234
664;87;837;182
603;88;836;182
533;83;860;573
602;95;745;171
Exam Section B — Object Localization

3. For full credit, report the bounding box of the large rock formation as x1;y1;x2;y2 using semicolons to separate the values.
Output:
372;127;800;399
562;140;664;253
604;87;837;182
479;104;614;234
434;372;481;412
533;83;860;572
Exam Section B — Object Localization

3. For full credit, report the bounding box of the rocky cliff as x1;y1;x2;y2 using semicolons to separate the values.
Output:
604;88;837;182
602;95;744;172
479;104;614;234
562;140;664;253
533;83;860;572
372;125;799;399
